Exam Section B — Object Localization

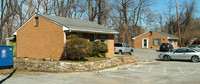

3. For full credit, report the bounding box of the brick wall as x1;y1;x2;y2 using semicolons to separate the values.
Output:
17;15;115;59
106;34;114;56
134;32;169;49
17;15;65;59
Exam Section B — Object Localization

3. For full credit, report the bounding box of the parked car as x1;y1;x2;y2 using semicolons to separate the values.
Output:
159;43;174;51
188;45;200;51
158;47;200;62
114;43;134;55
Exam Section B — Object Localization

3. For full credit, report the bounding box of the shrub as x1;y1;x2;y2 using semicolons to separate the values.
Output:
90;41;108;57
64;35;91;60
9;42;16;57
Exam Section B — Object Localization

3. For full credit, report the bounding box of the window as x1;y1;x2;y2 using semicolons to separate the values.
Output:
185;49;195;53
35;17;39;26
163;38;165;41
175;49;185;53
90;34;95;42
98;34;105;42
153;39;161;45
114;43;122;47
76;33;86;38
149;31;152;36
124;43;129;47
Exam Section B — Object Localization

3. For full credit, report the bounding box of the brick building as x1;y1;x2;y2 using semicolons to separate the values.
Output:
133;31;179;49
13;14;118;59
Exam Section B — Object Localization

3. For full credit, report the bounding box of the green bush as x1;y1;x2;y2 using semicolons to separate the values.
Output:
9;42;16;57
65;35;91;60
90;41;108;57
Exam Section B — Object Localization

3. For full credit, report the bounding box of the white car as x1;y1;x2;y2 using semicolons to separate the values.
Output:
114;43;134;55
158;47;200;62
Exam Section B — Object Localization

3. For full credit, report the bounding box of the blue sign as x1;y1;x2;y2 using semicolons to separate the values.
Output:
0;45;13;68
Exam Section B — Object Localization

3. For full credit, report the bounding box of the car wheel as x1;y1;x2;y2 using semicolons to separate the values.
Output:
191;56;199;63
129;50;133;55
163;55;171;61
119;51;122;55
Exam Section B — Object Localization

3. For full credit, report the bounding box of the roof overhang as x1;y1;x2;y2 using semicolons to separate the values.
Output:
13;14;119;35
167;37;179;40
70;29;119;34
63;26;70;31
5;36;14;40
64;26;119;34
13;14;37;35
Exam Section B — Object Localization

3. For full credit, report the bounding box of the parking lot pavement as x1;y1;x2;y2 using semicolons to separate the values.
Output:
101;60;200;84
132;49;161;62
1;49;200;84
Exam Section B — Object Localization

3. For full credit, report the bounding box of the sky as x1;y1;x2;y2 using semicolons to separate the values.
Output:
150;0;200;18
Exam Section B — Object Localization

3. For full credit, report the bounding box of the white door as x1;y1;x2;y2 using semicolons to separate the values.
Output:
142;38;148;48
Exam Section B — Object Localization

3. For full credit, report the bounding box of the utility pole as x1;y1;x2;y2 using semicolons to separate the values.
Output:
175;0;182;48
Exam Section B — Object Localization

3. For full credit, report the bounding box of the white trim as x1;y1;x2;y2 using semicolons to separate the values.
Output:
64;32;66;43
70;28;119;34
132;31;178;40
63;26;69;31
5;36;14;40
132;31;148;40
13;14;37;35
142;38;148;48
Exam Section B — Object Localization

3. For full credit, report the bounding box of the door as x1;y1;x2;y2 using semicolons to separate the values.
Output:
124;43;130;52
142;38;148;48
171;48;186;60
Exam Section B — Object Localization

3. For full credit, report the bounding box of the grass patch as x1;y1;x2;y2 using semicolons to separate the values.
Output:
87;57;110;62
62;57;110;63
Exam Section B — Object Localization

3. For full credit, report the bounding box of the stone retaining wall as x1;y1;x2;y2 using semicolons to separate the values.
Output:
14;56;138;72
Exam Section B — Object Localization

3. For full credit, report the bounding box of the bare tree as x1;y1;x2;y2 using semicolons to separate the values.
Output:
0;0;18;44
163;0;198;46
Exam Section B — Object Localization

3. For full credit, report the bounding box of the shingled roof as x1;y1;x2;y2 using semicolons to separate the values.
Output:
152;31;179;39
13;14;118;35
132;30;179;40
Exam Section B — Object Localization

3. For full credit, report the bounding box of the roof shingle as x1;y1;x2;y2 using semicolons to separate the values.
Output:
38;14;118;34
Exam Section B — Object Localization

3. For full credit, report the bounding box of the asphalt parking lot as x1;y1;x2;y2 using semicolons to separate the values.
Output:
1;49;200;84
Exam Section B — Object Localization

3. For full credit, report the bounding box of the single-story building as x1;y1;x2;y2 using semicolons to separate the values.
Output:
13;14;119;59
132;31;179;49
